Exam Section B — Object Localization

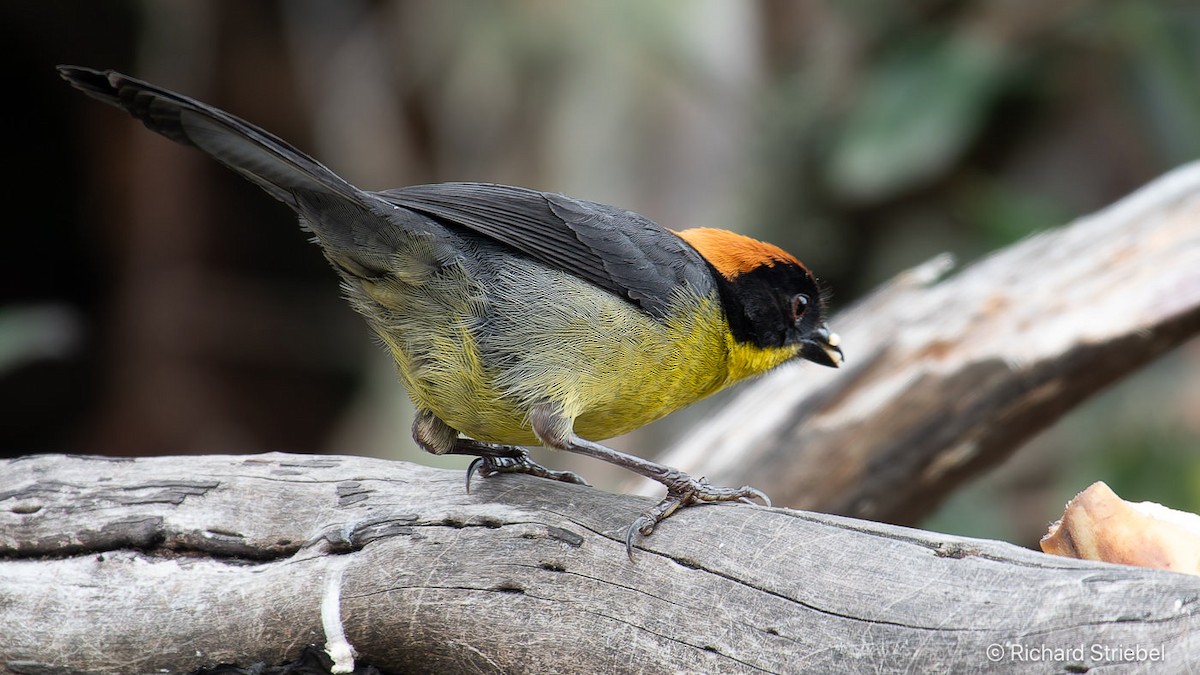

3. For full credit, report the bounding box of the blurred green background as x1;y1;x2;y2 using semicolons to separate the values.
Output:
1;0;1197;548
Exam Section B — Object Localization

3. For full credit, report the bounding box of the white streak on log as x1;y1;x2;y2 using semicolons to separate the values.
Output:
322;556;355;674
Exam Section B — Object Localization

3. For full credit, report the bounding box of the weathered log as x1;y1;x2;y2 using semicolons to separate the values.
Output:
636;162;1200;524
1;453;1196;674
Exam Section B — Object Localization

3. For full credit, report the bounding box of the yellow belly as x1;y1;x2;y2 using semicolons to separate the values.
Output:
400;293;729;444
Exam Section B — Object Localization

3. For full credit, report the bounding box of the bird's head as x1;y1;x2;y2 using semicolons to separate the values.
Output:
675;227;843;369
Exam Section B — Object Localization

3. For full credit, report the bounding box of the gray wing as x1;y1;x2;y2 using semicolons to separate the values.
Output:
376;183;714;319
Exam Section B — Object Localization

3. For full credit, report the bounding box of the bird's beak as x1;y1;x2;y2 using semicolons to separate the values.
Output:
800;325;843;368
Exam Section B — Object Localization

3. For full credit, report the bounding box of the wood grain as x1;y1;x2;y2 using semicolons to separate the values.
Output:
2;453;1196;674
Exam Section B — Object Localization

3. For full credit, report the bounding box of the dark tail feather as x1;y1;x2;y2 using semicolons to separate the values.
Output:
58;65;361;206
59;65;410;277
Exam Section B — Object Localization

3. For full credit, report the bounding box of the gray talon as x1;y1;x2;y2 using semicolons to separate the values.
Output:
465;452;589;492
624;477;769;562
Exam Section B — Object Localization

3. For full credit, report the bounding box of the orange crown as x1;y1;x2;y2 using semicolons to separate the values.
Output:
674;227;804;280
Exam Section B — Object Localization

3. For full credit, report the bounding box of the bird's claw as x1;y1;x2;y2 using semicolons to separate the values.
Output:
465;453;589;493
739;489;771;508
624;497;682;561
624;476;770;561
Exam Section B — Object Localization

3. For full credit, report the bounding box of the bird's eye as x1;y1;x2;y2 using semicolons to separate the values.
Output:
790;293;810;321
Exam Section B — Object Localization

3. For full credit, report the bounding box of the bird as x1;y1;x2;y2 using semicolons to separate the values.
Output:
60;65;843;559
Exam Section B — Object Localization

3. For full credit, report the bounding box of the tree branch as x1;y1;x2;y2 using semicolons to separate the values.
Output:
2;454;1197;673
637;161;1200;524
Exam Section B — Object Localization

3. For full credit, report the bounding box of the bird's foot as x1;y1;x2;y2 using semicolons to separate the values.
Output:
625;473;770;560
466;452;589;493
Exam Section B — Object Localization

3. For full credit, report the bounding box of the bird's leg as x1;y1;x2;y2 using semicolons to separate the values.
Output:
412;410;588;491
529;406;769;559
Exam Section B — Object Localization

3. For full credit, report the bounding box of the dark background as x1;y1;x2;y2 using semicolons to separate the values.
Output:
3;0;1198;545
